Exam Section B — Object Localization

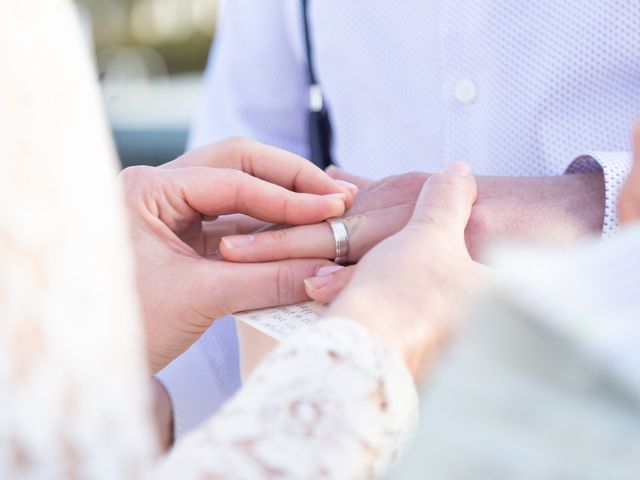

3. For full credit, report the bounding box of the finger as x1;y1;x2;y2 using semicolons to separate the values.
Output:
179;215;267;256
201;215;270;255
206;214;269;233
219;203;411;262
220;222;335;262
409;162;477;235
304;265;355;303
162;137;357;204
325;165;373;187
160;167;348;225
204;258;337;314
619;120;640;224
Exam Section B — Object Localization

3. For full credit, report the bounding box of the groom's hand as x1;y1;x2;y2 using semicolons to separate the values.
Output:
219;169;604;264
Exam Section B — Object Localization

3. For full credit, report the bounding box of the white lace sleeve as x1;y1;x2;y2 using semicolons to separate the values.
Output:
156;319;418;480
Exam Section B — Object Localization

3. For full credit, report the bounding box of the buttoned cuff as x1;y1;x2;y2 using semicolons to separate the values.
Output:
154;316;241;439
566;152;632;238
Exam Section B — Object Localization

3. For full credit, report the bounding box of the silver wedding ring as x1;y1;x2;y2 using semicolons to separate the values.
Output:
326;217;349;265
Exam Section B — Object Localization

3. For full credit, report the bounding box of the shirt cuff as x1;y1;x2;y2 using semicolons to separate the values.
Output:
565;152;632;238
154;316;241;439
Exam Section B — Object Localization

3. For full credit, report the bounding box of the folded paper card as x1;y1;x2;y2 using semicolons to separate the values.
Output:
234;301;327;340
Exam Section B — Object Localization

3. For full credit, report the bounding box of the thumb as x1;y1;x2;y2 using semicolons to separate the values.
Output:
304;265;355;303
408;162;477;236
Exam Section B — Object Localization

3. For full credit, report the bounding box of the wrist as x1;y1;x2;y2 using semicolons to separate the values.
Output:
327;289;431;380
464;173;605;259
151;377;174;451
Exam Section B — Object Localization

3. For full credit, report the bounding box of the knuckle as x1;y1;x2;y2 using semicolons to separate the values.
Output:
427;172;464;188
342;213;364;237
275;263;297;304
364;172;428;203
402;171;430;185
118;165;152;187
223;136;263;174
281;195;292;223
410;211;450;232
224;135;254;151
382;171;428;190
465;204;488;252
425;173;473;198
223;168;245;182
117;165;154;203
264;227;292;245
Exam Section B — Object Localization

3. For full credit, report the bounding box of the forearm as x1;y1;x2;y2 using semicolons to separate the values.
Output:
376;171;606;259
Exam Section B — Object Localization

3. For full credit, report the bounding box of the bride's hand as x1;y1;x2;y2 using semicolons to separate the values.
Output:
311;162;487;381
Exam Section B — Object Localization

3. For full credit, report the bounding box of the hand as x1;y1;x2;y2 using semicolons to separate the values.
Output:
620;120;640;224
324;164;372;188
218;170;605;264
119;137;356;373
316;163;486;381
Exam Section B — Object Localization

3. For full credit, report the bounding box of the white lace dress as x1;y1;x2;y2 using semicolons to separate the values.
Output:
0;2;417;478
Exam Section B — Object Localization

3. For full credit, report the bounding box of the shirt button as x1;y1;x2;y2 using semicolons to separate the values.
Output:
454;79;477;104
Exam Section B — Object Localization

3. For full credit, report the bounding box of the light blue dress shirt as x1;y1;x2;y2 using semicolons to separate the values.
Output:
157;0;636;437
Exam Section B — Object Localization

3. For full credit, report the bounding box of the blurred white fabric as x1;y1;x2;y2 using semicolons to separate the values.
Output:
393;225;640;479
492;224;640;400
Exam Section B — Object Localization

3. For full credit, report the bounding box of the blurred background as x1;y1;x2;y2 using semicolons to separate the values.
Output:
75;0;220;168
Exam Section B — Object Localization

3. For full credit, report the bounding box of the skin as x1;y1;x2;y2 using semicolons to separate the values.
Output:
324;163;486;381
118;137;358;450
120;137;355;375
150;122;640;448
236;165;483;382
235;163;488;382
314;121;640;380
156;163;485;446
230;169;605;377
219;171;605;264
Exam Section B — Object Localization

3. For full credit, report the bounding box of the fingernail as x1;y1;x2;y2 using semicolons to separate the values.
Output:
304;265;343;291
324;192;347;202
304;275;334;290
221;234;255;250
334;180;359;195
315;265;344;276
442;162;471;176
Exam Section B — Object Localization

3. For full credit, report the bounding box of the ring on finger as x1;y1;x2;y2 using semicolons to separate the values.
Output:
326;217;349;265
